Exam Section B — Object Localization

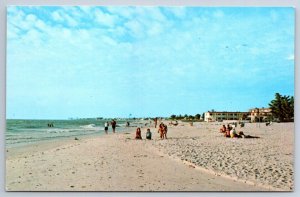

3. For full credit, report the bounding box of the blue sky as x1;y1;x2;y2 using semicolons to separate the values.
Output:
7;6;294;119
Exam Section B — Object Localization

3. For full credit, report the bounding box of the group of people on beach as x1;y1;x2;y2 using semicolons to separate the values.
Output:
135;127;152;140
220;124;242;138
104;119;117;134
158;122;168;139
135;122;168;140
219;124;259;138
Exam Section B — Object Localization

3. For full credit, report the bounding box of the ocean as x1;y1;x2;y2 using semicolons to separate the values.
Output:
6;119;132;148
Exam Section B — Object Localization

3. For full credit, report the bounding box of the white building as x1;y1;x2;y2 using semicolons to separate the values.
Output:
249;108;272;122
204;111;250;122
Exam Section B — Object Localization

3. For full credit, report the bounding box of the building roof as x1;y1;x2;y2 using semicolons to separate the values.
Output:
206;111;249;113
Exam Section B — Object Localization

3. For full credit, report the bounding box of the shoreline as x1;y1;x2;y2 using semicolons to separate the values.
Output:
5;123;134;151
6;121;293;191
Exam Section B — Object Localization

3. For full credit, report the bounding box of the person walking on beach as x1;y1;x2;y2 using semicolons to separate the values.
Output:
154;118;158;128
104;121;109;134
111;119;116;133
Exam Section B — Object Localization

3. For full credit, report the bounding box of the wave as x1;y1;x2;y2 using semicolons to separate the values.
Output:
46;128;77;134
80;124;96;129
6;123;114;147
6;136;35;140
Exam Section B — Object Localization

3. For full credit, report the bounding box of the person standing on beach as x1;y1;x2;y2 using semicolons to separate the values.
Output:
154;118;158;128
163;124;168;139
158;123;165;139
104;122;109;134
111;119;116;133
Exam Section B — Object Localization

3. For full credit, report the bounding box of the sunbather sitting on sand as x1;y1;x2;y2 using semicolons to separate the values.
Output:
169;121;178;126
135;127;142;140
230;126;237;138
146;128;152;140
220;125;226;133
224;124;232;137
227;124;232;131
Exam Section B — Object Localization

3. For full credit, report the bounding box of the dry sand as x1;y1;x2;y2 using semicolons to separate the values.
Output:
5;121;294;191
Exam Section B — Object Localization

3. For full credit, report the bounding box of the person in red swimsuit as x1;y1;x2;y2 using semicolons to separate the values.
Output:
135;127;142;139
158;123;165;139
220;125;226;133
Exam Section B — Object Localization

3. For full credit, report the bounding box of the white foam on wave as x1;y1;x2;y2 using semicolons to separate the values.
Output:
46;128;77;134
79;124;104;131
80;124;96;129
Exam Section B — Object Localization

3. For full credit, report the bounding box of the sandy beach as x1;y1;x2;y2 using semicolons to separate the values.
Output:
6;121;294;191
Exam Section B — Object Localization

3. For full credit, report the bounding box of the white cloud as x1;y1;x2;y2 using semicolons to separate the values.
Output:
65;14;78;27
61;7;82;18
79;6;92;14
7;6;19;15
147;22;163;36
22;29;43;47
107;7;136;19
169;7;186;18
101;35;117;46
125;20;143;38
61;28;72;39
25;14;37;22
8;10;32;31
7;24;20;39
51;10;78;27
147;7;166;22
35;19;47;30
94;9;119;27
52;11;63;21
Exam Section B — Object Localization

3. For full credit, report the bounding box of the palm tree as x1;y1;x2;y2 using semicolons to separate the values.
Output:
269;93;294;122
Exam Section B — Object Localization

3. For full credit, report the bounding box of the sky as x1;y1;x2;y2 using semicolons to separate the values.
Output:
7;6;294;119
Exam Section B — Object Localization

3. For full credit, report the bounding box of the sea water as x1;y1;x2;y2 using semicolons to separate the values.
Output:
6;119;130;148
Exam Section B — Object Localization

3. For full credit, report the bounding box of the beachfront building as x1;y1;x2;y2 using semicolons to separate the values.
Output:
204;111;250;122
249;108;272;122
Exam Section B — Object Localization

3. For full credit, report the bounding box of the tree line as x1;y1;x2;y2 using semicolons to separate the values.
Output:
169;113;203;121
